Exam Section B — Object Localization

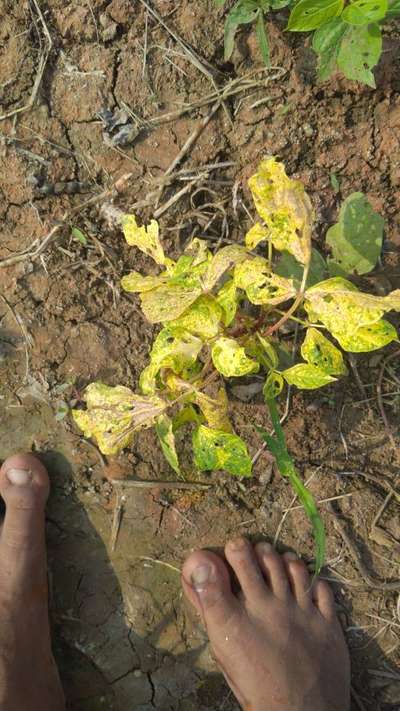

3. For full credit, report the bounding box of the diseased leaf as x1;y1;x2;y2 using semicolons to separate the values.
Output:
121;271;166;293
333;319;398;352
234;256;297;305
203;245;248;291
245;334;278;369
282;363;336;389
72;383;166;455
301;328;347;375
212;337;260;377
312;18;348;81
169;295;222;339
263;371;284;399
342;0;387;25
122;214;165;265
224;0;259;60
155;414;181;475
256;334;279;369
193;424;252;477
326;193;384;275
140;279;202;323
245;222;270;250
288;0;344;31
256;10;270;66
274;248;327;288
337;23;382;87
248;158;313;265
216;279;239;326
140;326;203;394
195;388;233;433
184;237;211;266
172;404;202;430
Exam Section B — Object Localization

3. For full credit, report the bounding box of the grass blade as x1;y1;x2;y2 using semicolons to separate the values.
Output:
256;10;271;67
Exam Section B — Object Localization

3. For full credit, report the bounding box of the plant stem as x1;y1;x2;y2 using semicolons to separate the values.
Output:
266;259;310;336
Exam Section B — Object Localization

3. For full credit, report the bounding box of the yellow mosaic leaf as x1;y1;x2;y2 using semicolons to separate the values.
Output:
140;281;202;323
122;214;165;265
139;326;203;394
248;158;313;264
301;328;347;375
72;382;166;455
332;319;398;353
211;337;259;377
305;277;400;336
195;387;233;433
185;237;211;266
121;271;166;293
192;425;252;477
169;295;222;339
203;245;248;291
155;413;181;475
216;279;238;326
282;364;336;389
234;257;296;305
263;371;284;399
245;222;270;250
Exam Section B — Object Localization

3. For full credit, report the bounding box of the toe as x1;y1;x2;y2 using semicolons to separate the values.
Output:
182;550;240;629
283;552;313;608
254;542;290;600
224;537;267;602
0;453;49;552
313;579;336;621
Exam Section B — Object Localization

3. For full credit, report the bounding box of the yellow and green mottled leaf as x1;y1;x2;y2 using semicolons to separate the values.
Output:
211;337;260;377
234;257;296;305
122;214;165;265
195;387;233;433
305;277;400;336
140;326;203;394
301;328;347;375
192;425;252;477
263;371;284;399
185;237;211;266
121;271;166;293
332;319;398;352
203;245;248;291
282;363;336;389
248;158;313;265
169;295;222;339
245;333;279;370
72;382;166;455
216;279;238;326
155;413;181;475
140;280;202;323
245;222;270;250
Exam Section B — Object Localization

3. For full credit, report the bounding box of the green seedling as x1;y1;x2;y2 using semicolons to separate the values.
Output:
217;0;400;86
72;158;400;573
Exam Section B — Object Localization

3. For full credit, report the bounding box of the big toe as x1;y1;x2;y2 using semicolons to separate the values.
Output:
0;453;49;552
182;549;240;630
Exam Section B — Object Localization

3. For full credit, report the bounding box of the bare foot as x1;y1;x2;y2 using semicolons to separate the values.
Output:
182;538;350;711
0;453;65;711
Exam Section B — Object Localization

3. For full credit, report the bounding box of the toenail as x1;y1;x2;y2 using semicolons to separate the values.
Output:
284;552;298;561
6;468;33;486
191;564;213;591
259;542;274;554
227;537;247;552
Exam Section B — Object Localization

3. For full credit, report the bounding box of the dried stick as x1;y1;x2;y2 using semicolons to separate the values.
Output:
111;478;211;490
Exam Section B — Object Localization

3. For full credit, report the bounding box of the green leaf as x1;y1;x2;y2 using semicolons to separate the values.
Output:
312;17;348;81
169;295;222;339
155;414;181;475
270;0;291;7
333;319;398;352
216;279;239;326
203;245;248;291
224;0;259;60
193;425;252;477
256;334;279;369
288;0;344;31
234;256;297;305
139;326;203;394
256;10;270;66
122;214;165;265
342;0;388;25
274;248;327;288
282;363;336;389
326;193;384;276
337;23;382;87
301;328;347;375
248;158;313;265
263;371;284;399
330;172;341;193
71;227;88;246
195;388;233;433
387;0;400;17
212;337;260;377
72;383;166;455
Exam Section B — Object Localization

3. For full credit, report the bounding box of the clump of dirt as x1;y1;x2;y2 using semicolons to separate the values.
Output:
1;1;400;709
